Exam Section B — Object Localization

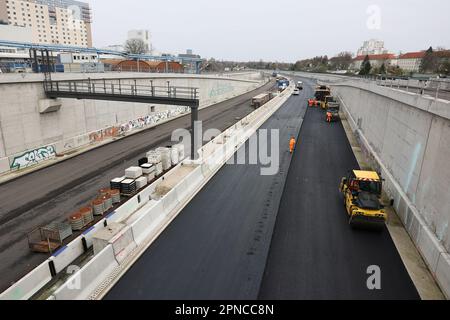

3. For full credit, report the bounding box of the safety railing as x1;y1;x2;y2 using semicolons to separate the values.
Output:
359;76;450;101
44;78;199;101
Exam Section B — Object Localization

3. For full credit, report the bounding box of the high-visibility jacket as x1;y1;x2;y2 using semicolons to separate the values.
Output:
290;139;296;151
327;112;332;122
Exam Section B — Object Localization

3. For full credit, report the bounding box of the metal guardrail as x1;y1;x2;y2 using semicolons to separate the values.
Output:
43;78;200;106
371;77;450;101
317;75;450;101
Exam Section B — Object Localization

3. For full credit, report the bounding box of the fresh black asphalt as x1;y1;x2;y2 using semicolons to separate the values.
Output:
258;79;420;300
105;84;310;300
106;78;420;300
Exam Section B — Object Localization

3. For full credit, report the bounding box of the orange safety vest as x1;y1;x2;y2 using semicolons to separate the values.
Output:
290;139;296;150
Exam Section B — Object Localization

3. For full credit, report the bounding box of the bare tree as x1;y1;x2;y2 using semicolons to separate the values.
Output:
124;39;148;54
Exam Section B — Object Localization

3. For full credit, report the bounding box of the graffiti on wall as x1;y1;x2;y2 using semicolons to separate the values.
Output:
119;107;191;134
6;106;191;172
89;127;119;143
10;146;57;170
209;83;234;98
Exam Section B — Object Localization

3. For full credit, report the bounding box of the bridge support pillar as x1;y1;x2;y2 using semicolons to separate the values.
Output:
191;104;199;160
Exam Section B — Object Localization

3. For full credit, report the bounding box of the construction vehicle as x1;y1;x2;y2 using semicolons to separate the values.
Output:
339;170;387;229
320;95;336;110
251;92;273;109
315;85;331;107
326;101;340;122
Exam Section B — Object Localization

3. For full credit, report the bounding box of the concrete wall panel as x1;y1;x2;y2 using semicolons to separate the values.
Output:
0;73;264;168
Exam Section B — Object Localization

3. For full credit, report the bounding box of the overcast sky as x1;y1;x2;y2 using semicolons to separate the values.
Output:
87;0;450;62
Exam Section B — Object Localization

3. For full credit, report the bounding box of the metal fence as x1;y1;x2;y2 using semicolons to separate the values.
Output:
44;78;199;102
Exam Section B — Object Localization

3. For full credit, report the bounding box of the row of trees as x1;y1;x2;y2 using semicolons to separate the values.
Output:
291;52;354;73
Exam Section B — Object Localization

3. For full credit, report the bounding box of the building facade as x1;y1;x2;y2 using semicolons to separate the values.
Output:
351;53;396;71
0;0;92;47
396;52;426;72
357;39;387;56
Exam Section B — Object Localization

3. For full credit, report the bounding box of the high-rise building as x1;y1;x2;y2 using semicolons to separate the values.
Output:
127;29;151;53
357;39;387;56
0;0;92;47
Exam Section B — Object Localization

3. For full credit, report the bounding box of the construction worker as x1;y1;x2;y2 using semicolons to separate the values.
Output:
289;136;296;154
308;99;314;107
326;111;333;123
314;100;319;108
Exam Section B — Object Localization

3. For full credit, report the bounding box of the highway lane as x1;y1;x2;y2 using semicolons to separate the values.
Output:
105;86;311;299
0;81;275;292
258;80;420;300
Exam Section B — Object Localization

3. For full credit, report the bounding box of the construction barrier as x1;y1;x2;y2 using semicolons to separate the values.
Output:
0;260;52;300
130;201;165;246
109;226;137;265
52;245;119;300
436;254;450;298
50;238;85;274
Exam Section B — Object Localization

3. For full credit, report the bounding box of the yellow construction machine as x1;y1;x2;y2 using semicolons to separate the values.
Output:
340;170;387;229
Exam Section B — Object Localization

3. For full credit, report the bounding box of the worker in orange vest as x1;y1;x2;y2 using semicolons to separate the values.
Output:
314;100;319;108
326;111;333;123
308;99;313;107
289;136;296;154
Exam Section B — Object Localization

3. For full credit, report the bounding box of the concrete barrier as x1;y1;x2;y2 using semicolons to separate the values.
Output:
82;220;108;249
130;201;165;246
0;260;52;300
110;226;137;265
436;254;450;299
52;245;119;300
50;239;85;274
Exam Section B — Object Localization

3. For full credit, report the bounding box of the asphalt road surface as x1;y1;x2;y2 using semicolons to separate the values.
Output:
258;87;420;300
0;81;275;292
105;85;311;299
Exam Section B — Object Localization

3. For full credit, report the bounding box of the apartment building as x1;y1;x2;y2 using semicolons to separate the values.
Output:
0;0;92;47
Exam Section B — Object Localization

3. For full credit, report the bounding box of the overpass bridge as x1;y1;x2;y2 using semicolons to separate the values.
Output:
0;72;448;300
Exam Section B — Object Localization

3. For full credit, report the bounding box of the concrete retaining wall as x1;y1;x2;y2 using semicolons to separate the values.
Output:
0;72;266;174
333;79;450;298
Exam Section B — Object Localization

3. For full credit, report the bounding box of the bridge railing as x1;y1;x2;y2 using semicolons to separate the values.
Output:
43;78;199;101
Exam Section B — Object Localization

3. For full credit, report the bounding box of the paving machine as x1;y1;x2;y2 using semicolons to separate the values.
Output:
315;85;331;108
339;170;387;229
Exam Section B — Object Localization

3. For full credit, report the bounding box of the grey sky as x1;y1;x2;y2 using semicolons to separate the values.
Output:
87;0;450;62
